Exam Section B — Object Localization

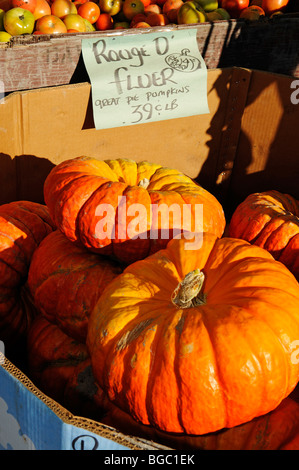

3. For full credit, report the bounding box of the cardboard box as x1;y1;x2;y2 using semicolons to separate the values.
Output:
1;67;298;209
0;67;299;450
0;355;169;450
1;14;299;93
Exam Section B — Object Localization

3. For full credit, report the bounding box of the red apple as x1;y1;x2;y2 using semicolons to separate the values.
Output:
221;0;249;17
35;13;67;33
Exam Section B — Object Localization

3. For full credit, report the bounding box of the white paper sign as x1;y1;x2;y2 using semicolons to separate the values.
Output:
82;29;210;130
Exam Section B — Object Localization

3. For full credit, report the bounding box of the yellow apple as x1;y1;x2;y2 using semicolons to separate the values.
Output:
83;18;96;31
0;30;11;41
215;7;230;18
207;10;221;19
196;0;218;12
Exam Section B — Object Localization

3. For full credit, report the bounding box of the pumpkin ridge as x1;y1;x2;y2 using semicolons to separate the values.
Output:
202;304;278;427
254;213;299;248
111;183;134;256
265;191;299;216
143;306;185;431
239;213;278;244
201;241;276;297
105;158;138;186
146;168;192;191
136;163;162;188
0;250;24;279
273;227;299;262
0;203;54;244
219;296;297;404
76;180;127;252
3;203;55;237
249;414;272;450
195;304;229;430
19;204;55;230
148;188;188;247
173;312;189;435
0;216;41;252
53;175;110;236
0;231;31;276
111;184;153;263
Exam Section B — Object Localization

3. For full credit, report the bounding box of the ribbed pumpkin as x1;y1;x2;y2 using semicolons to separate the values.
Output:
43;157;226;263
87;233;299;435
27;230;123;342
228;190;299;280
0;201;55;349
27;315;109;419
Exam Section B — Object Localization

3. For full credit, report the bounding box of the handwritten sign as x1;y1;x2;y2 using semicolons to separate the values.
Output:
82;29;209;130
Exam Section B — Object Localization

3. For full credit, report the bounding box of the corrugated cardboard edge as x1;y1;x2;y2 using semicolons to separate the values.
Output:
1;355;171;450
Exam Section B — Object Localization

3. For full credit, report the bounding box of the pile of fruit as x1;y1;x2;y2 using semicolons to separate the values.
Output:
1;156;299;449
0;0;294;42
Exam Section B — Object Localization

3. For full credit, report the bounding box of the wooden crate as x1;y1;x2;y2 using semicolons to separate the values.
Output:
1;14;299;93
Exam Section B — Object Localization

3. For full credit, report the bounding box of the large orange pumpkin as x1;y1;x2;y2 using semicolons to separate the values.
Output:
43;157;226;263
27;230;123;342
0;201;55;350
87;233;299;435
228;190;299;280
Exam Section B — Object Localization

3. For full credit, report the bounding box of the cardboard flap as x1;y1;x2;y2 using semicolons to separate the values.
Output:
0;70;234;204
227;69;299;212
0;68;298;211
0;358;165;450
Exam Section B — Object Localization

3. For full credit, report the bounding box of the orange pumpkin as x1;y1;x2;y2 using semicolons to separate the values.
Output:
28;230;123;342
27;315;109;420
228;190;299;280
87;233;299;435
43;157;226;263
0;201;55;350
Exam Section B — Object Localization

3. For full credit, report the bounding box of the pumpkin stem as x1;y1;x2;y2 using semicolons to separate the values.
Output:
171;269;206;309
138;178;150;189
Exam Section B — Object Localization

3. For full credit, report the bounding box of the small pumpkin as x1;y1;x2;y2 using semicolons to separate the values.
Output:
0;201;55;349
43;157;226;263
28;230;123;342
228;190;299;280
87;233;299;435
